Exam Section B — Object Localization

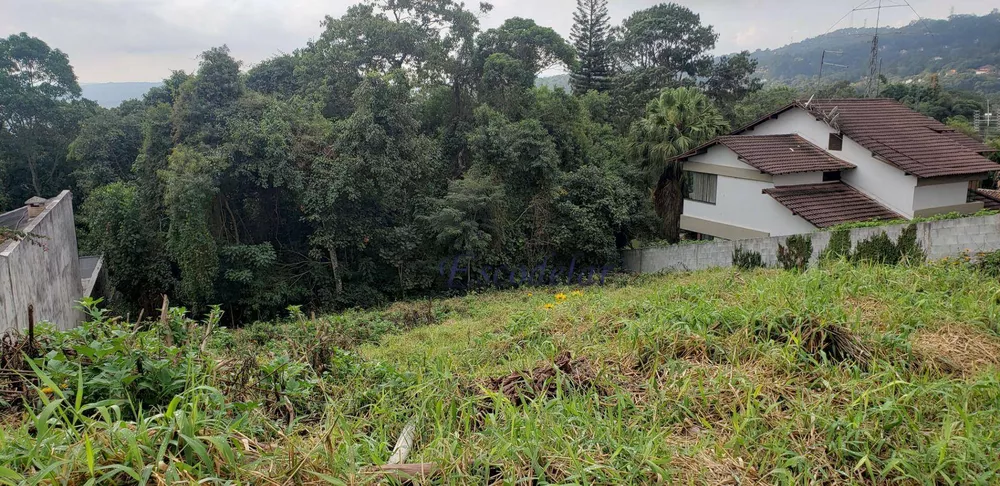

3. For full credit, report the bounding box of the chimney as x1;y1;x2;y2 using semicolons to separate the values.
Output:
25;196;48;219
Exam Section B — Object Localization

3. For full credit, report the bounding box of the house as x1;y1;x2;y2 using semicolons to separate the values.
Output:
975;65;996;75
675;98;999;240
0;191;105;333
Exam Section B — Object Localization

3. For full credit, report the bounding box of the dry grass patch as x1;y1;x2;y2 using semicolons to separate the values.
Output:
912;324;1000;375
664;444;761;485
483;351;600;405
843;295;893;330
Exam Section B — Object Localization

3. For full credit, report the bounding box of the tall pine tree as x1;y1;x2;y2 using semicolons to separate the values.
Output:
570;0;612;94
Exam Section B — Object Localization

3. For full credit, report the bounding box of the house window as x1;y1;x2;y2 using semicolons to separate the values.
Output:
685;172;717;204
823;171;842;182
828;133;844;151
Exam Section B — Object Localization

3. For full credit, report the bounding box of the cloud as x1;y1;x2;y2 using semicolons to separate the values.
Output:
734;26;760;48
1;0;996;82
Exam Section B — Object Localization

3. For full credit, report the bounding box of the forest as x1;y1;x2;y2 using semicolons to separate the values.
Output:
751;10;1000;94
2;0;998;323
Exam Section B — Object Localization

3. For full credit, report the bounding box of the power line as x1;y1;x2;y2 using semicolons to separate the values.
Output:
901;0;936;37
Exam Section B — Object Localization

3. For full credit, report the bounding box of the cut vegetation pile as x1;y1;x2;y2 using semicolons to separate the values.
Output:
485;350;598;405
3;260;1000;484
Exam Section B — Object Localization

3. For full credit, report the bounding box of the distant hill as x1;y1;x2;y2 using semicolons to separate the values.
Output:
536;73;571;91
81;82;162;108
750;11;1000;92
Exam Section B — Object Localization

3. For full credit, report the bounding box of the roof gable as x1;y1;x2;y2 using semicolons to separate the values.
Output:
735;99;998;179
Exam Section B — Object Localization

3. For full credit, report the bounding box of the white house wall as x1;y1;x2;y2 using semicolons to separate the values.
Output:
747;108;919;217
685;146;817;238
699;144;760;170
913;182;970;212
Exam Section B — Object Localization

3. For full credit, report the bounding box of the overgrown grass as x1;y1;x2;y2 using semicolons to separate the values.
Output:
4;260;1000;484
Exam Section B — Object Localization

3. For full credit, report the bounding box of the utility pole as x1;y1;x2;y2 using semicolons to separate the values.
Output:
819;50;846;81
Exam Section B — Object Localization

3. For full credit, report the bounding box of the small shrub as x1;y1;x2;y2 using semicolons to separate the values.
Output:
896;224;925;264
852;232;899;264
821;229;852;262
851;225;925;266
732;246;764;270
975;250;1000;277
777;235;812;271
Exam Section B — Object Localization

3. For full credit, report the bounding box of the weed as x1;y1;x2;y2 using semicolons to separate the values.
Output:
821;228;852;262
777;234;812;272
732;246;764;270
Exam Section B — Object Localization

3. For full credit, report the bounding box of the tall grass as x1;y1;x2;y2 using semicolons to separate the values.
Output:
3;260;1000;484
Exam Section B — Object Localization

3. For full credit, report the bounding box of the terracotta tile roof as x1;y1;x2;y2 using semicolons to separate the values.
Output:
970;188;1000;210
764;182;902;228
712;134;856;175
800;99;999;178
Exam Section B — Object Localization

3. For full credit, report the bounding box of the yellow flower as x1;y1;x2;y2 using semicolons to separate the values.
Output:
571;290;583;297
543;303;554;310
527;292;533;297
555;293;567;301
40;387;54;394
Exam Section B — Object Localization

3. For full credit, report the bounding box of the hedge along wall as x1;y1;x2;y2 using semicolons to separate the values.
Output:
622;213;1000;274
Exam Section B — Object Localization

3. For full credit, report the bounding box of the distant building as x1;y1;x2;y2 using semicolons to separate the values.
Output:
674;99;998;240
0;191;105;333
975;65;996;75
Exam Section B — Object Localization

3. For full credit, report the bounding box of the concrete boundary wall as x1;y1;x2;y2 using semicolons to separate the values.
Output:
0;191;83;333
623;214;1000;274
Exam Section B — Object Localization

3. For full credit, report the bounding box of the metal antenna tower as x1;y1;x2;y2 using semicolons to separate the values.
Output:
863;0;883;98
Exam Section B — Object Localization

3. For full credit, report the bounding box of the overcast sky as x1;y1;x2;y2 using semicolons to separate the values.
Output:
1;0;996;83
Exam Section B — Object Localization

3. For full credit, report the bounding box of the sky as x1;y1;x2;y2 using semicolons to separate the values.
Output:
1;0;996;83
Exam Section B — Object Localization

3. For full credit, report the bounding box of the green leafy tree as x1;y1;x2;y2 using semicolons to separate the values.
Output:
608;3;719;131
79;182;175;313
701;51;763;122
477;18;577;77
478;53;534;118
67;107;143;196
730;85;799;127
170;46;243;145
246;55;299;96
0;33;92;204
570;0;613;94
301;72;444;303
629;87;729;243
161;145;224;307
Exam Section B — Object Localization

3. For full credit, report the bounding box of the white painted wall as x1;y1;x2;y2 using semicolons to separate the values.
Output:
747;108;921;218
684;146;817;238
697;144;760;170
913;182;970;211
774;172;825;185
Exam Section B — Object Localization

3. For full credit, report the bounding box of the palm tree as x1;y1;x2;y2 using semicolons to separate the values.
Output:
629;87;729;243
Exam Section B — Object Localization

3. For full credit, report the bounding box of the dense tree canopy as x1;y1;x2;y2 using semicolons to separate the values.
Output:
0;33;96;207
8;2;997;322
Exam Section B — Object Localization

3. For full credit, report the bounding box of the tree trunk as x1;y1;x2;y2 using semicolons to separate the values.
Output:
329;248;343;295
653;170;683;244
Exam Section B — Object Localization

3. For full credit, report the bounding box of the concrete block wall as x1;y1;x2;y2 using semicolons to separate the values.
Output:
0;191;84;333
623;213;1000;275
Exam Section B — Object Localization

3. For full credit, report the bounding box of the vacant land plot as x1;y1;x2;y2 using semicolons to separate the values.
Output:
2;260;1000;484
